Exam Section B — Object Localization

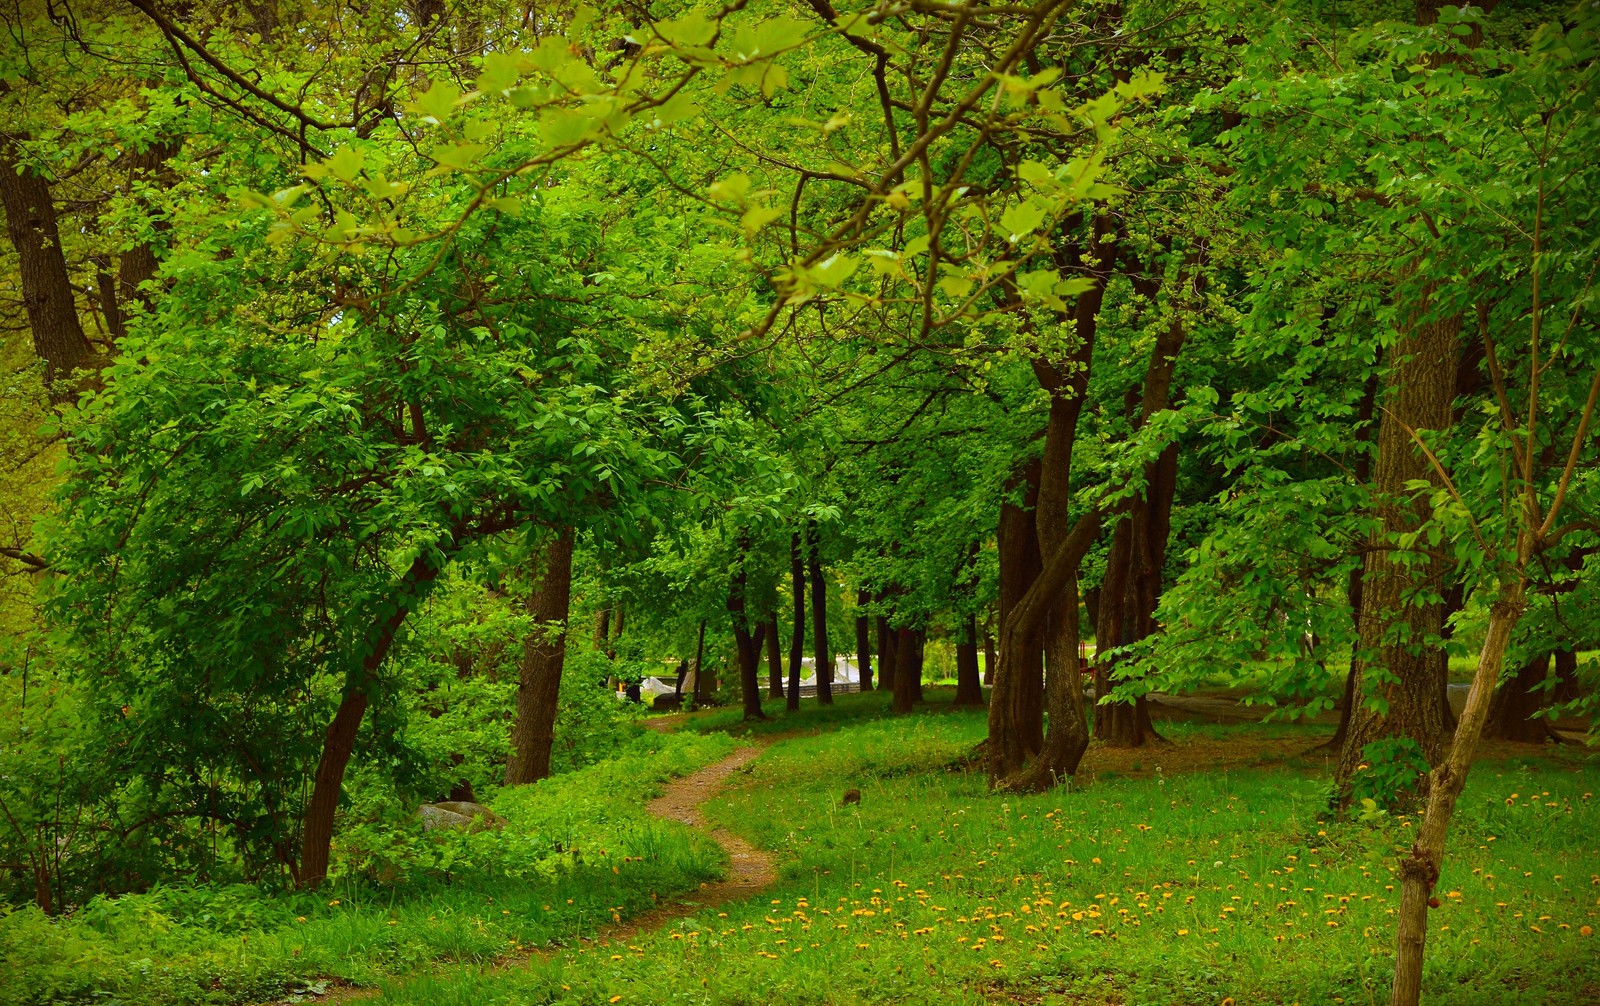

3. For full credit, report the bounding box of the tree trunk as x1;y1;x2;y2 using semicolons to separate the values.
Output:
692;619;710;705
765;614;784;698
808;520;832;704
876;608;896;693
987;510;1101;786
112;140;178;332
1390;580;1528;1006
855;588;874;691
0;137;97;389
953;613;984;706
594;607;611;651
1094;301;1186;747
788;533;805;711
983;623;997;686
504;528;576;786
1336;294;1460;798
892;627;922;713
1331;368;1383;750
996;458;1045;755
727;540;768;721
300;554;443;888
1486;651;1554;743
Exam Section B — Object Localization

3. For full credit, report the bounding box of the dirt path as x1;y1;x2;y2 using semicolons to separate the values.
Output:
293;745;775;1003
587;745;776;944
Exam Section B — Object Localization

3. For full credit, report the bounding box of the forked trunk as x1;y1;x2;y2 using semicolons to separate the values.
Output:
727;543;768;721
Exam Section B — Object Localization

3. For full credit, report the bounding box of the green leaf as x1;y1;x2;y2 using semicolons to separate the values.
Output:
412;79;462;123
740;204;784;237
429;142;489;172
810;254;858;288
999;198;1050;241
708;173;752;205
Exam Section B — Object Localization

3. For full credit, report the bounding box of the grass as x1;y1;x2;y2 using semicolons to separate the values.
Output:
661;686;971;738
0;730;734;1006
376;704;1599;1006
9;696;1597;1005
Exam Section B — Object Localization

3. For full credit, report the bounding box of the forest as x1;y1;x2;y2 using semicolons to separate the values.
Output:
0;0;1596;1004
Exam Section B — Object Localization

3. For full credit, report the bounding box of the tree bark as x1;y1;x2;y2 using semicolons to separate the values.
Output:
892;627;922;713
808;520;832;704
1390;581;1527;1006
995;458;1046;756
300;553;443;888
504;528;576;786
987;510;1101;786
765;613;784;698
1094;303;1186;747
1336;293;1460;797
1486;651;1554;743
0;137;97;390
692;618;710;705
727;540;768;721
1331;367;1383;750
988;235;1104;781
983;620;997;686
876;606;897;694
953;612;984;706
788;532;805;711
594;607;611;651
855;588;874;691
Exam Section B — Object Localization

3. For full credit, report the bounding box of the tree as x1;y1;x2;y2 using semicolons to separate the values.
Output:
504;529;576;785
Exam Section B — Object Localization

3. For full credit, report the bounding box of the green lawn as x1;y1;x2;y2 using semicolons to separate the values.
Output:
8;699;1596;1005
379;702;1599;1006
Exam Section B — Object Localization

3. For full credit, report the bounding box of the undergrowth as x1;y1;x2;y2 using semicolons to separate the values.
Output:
0;729;733;1006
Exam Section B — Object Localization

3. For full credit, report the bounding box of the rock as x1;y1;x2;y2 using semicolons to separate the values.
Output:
416;801;506;833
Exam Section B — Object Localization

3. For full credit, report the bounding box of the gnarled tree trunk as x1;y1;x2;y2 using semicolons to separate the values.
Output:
727;538;768;720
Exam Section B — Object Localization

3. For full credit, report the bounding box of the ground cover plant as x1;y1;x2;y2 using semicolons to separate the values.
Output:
361;706;1600;1005
0;730;732;1006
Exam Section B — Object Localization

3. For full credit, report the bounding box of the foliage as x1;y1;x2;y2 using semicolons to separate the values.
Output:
0;729;732;1006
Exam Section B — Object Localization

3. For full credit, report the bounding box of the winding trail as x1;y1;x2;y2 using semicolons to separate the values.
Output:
295;744;776;1003
583;744;776;946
